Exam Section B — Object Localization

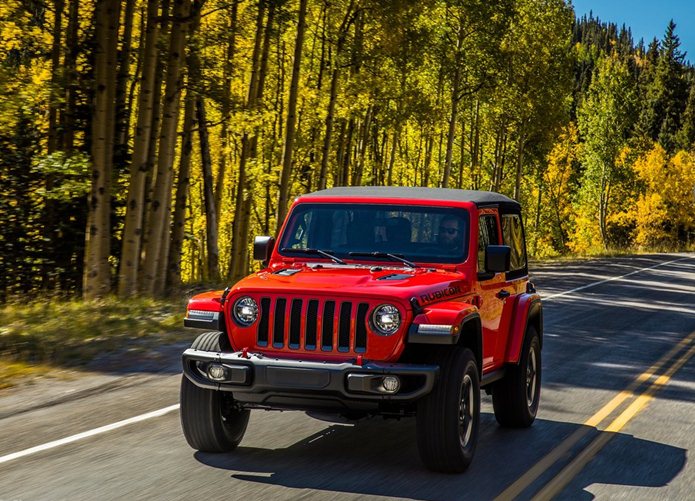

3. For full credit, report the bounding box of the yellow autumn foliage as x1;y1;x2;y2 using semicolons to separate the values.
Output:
633;192;669;248
567;212;602;254
537;122;580;256
629;144;695;249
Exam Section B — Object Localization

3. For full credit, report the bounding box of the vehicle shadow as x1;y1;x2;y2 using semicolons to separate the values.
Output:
194;412;686;500
552;430;690;500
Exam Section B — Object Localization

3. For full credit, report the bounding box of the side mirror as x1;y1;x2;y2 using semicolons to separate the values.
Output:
253;236;275;262
485;245;511;273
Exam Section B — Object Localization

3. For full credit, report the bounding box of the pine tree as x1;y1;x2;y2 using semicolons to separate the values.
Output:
676;78;695;149
636;21;688;152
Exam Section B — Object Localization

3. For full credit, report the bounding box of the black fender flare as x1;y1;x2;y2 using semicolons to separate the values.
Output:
457;312;483;379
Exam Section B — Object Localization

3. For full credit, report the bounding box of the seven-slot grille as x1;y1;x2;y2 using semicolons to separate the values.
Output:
257;297;369;353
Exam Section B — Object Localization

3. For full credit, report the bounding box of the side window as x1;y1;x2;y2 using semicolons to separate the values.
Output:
477;214;499;274
502;213;527;276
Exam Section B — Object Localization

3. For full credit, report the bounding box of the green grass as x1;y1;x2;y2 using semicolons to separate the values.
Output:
528;248;693;266
0;361;66;390
0;297;188;388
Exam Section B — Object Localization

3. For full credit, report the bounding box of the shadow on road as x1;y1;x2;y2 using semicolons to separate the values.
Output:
554;430;689;501
194;412;686;500
535;257;695;404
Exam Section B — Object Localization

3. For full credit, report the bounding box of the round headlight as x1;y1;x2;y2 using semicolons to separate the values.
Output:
372;304;401;335
233;296;258;326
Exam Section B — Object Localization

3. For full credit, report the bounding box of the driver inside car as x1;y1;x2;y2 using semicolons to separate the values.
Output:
438;215;464;251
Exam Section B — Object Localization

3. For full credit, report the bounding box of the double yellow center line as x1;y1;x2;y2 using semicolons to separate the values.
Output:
495;329;695;501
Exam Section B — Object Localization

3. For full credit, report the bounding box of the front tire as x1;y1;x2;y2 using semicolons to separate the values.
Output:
492;326;541;427
180;331;250;452
416;347;480;473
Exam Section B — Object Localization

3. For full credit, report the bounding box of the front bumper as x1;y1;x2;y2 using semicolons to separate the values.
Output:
182;349;438;411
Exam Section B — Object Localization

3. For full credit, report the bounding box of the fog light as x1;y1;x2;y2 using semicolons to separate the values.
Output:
207;363;227;381
381;376;400;393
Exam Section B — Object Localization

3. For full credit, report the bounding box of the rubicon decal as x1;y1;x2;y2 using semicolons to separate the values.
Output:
420;285;462;304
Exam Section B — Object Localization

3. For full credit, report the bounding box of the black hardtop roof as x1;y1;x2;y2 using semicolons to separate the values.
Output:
300;186;520;208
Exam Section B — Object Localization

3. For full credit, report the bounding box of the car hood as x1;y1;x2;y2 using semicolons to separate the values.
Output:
231;264;469;306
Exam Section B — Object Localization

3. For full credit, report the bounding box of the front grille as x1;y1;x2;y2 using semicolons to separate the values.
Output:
289;299;302;349
258;298;271;346
273;298;287;348
321;301;335;351
306;300;319;349
257;297;369;354
338;302;351;352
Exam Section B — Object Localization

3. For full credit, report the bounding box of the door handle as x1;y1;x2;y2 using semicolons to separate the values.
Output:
496;290;510;299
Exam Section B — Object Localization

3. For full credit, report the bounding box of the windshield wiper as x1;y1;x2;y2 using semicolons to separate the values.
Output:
280;247;347;265
348;251;418;269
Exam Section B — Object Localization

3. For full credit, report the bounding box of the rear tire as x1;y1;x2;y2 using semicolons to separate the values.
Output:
416;347;480;473
492;326;541;427
180;331;250;452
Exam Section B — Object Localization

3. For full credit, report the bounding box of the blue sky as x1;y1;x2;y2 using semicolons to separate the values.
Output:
571;0;695;62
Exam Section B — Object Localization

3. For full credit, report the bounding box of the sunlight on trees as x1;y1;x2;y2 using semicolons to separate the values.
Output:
1;1;694;299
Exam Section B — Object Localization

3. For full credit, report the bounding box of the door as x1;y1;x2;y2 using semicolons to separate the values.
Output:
475;209;506;371
496;211;529;361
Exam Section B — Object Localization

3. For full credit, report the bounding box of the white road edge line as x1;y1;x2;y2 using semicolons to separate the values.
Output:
542;255;694;301
2;255;693;466
0;404;180;465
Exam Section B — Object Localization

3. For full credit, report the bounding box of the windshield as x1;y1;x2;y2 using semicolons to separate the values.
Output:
278;203;469;264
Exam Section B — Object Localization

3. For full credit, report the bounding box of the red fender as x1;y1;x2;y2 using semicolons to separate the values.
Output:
187;290;225;313
410;300;482;374
504;293;542;363
184;291;228;335
412;300;478;330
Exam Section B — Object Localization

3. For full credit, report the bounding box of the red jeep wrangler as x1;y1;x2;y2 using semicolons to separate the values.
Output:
180;187;542;472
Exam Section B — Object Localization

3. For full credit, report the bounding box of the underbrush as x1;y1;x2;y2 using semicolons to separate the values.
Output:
0;297;187;387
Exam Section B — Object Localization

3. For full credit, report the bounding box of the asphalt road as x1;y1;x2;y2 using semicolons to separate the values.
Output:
1;253;694;500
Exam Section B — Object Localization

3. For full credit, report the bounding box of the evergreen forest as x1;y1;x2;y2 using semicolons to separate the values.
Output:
1;0;694;301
